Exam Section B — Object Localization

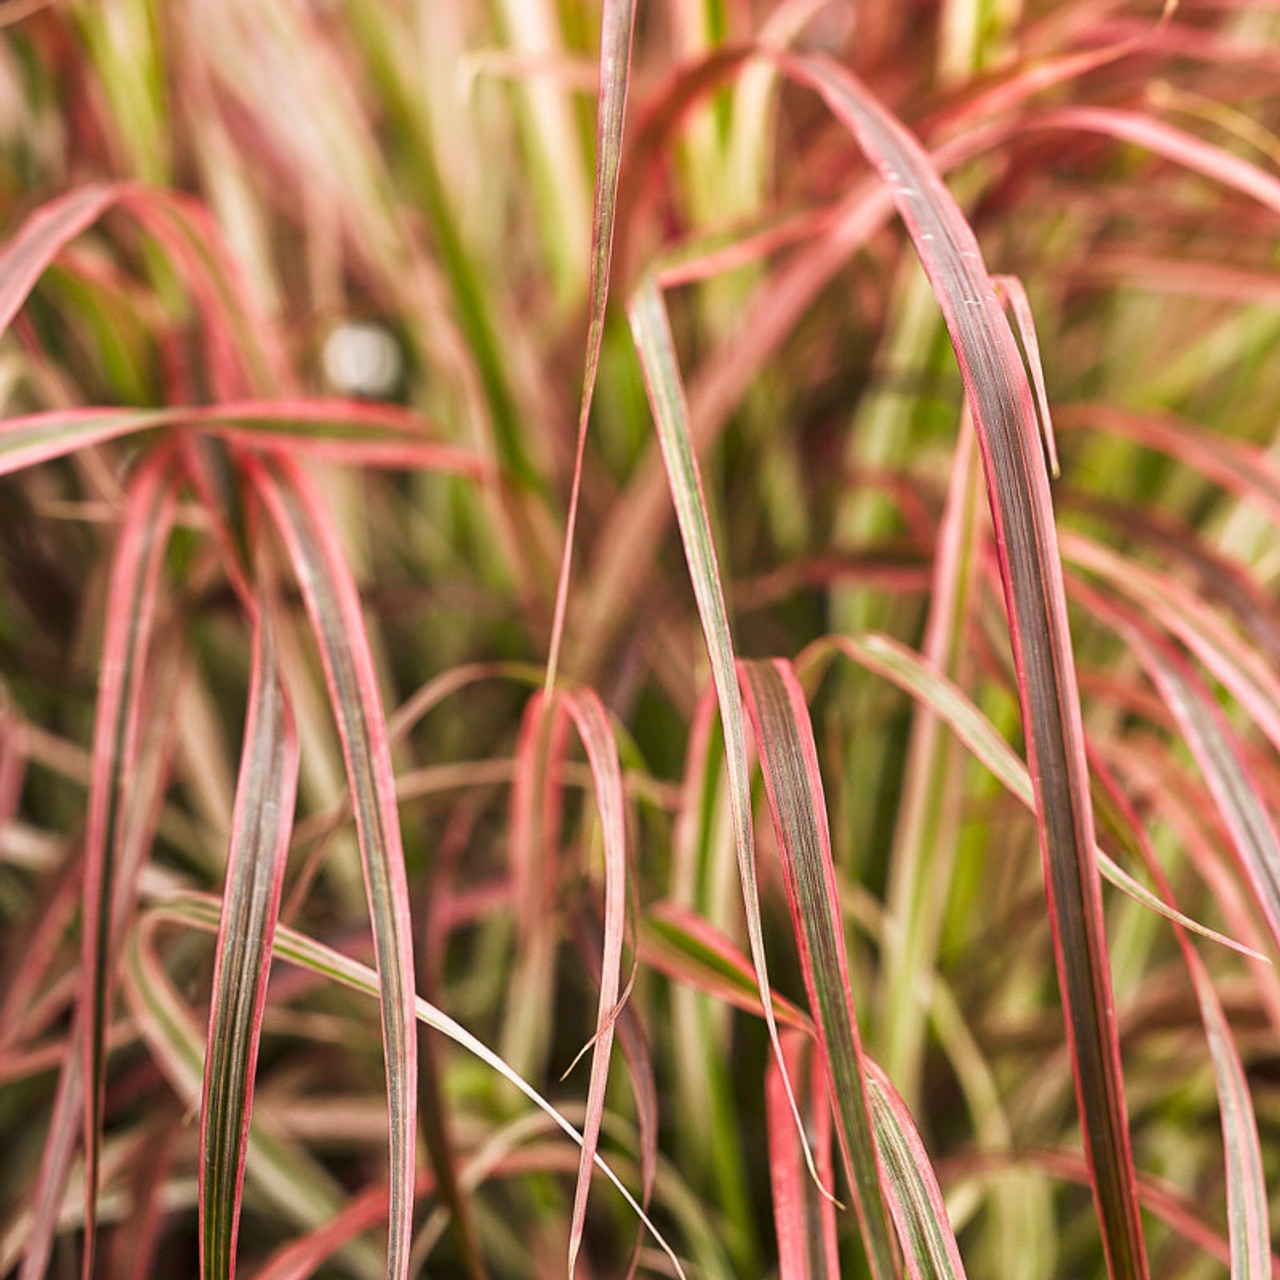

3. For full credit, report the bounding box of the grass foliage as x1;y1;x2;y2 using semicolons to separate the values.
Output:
1;1;1280;1277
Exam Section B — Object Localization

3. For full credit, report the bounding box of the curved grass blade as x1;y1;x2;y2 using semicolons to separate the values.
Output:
200;604;299;1280
0;400;486;479
627;274;829;1210
148;892;689;1280
252;453;417;1280
865;1062;968;1280
544;0;637;693
1079;585;1280;959
1091;763;1269;1280
778;54;1147;1275
78;447;181;1279
802;633;1261;961
737;657;897;1279
556;688;628;1279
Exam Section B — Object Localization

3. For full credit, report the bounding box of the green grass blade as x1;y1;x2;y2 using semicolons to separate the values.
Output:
866;1062;968;1280
737;657;898;1280
252;453;417;1280
627;273;827;1207
200;603;299;1280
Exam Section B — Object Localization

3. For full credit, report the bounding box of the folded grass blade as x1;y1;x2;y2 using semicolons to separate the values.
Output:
627;273;825;1206
252;453;417;1280
737;657;898;1280
200;603;299;1280
780;54;1147;1276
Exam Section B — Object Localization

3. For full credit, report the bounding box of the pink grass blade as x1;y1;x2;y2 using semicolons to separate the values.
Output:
78;447;181;1279
0;184;120;337
737;657;898;1280
557;688;628;1278
544;0;637;694
767;1030;839;1280
991;276;1057;478
627;274;827;1207
864;1063;968;1280
1091;763;1270;1280
782;53;1147;1279
149;892;690;1280
804;633;1261;960
200;604;300;1280
252;453;417;1280
0;400;485;479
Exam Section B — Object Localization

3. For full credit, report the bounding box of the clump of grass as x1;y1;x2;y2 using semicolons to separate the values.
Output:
2;2;1280;1278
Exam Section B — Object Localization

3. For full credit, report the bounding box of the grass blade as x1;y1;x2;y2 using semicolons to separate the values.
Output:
557;688;628;1278
252;453;417;1280
803;632;1261;961
781;53;1147;1278
627;274;827;1212
737;657;898;1280
544;0;636;692
147;892;689;1280
200;602;299;1280
865;1063;968;1280
79;447;181;1279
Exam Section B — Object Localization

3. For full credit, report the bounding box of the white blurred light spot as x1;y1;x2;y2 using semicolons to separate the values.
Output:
323;321;402;398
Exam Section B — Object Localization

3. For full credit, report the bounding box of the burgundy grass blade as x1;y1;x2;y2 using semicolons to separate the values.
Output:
544;0;637;692
77;447;181;1278
200;604;300;1280
252;453;417;1280
737;657;898;1280
782;51;1147;1279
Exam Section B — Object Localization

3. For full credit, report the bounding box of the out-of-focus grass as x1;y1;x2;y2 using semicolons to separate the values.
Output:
2;2;1280;1278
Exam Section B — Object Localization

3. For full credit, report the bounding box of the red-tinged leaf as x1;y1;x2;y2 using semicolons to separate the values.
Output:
148;892;689;1280
201;604;299;1280
1079;584;1280;959
78;447;181;1278
627;274;825;1202
1034;107;1280;218
641;903;812;1032
544;0;637;691
767;1030;839;1280
556;687;628;1279
1091;763;1270;1280
0;184;121;338
865;1063;968;1280
0;400;482;479
737;657;898;1280
803;632;1262;961
251;453;417;1280
780;53;1147;1278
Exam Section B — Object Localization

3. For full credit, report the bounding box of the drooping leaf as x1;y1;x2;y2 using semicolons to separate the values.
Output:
200;603;299;1280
